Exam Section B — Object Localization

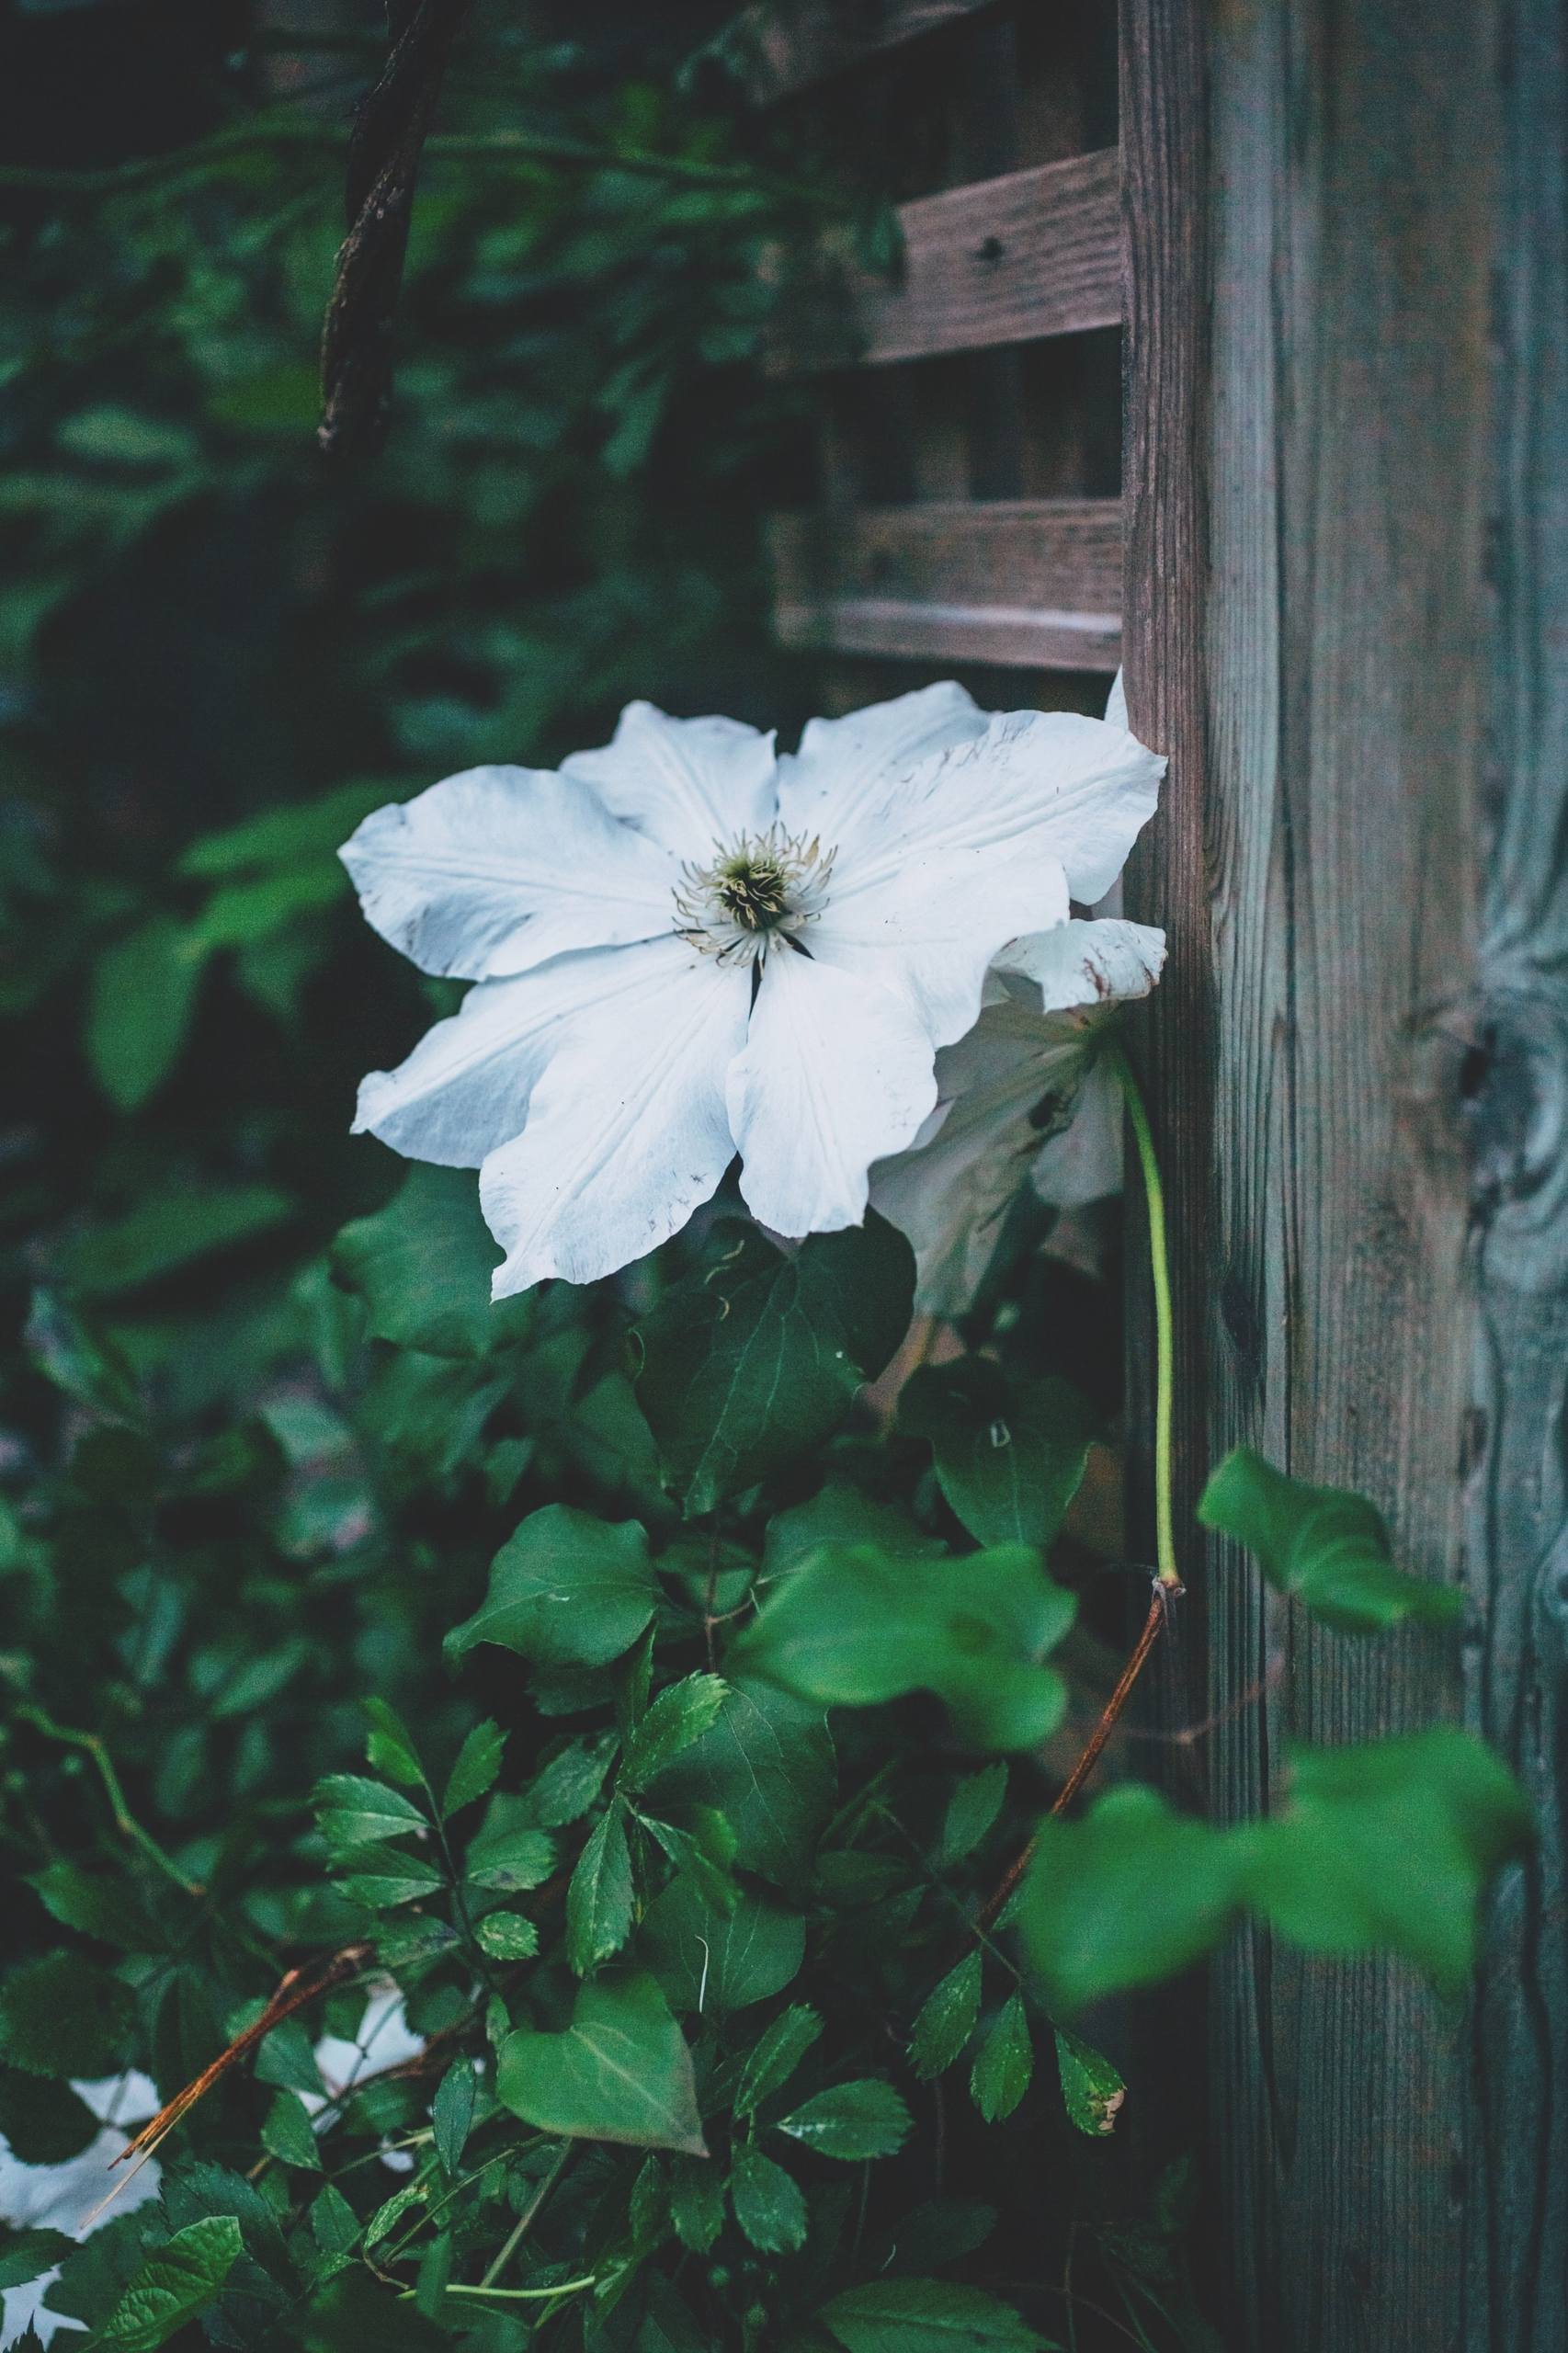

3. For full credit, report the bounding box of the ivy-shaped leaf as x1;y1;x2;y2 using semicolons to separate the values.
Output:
495;1974;706;2155
731;1540;1075;1752
446;1506;658;1670
1198;1448;1464;1633
900;1364;1096;1552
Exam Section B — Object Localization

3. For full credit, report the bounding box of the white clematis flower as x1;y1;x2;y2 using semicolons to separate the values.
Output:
867;916;1166;1316
341;684;1164;1296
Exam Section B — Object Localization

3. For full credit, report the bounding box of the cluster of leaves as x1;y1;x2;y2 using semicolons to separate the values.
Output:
0;6;1531;2350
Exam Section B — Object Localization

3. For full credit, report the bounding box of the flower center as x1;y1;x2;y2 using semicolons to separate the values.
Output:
674;825;835;964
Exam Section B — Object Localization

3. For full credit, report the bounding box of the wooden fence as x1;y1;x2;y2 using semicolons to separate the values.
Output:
741;2;1568;2345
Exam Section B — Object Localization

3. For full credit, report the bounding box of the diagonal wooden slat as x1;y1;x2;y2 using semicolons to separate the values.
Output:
769;496;1122;669
730;0;1006;105
769;150;1122;372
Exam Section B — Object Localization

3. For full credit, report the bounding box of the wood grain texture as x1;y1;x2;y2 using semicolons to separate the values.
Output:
770;497;1121;668
769;149;1121;372
1155;0;1528;2342
1462;0;1568;2342
730;0;1002;104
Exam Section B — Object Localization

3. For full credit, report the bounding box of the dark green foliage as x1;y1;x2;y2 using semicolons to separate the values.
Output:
0;7;1527;2348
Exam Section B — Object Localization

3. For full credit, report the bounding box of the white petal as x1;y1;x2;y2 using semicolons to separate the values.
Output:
774;680;987;846
813;836;1071;1051
868;997;1101;1315
478;936;747;1293
340;766;678;982
994;916;1166;1013
729;947;938;1236
843;709;1165;909
354;951;663;1166
561;700;778;858
1104;667;1129;731
1032;1055;1125;1209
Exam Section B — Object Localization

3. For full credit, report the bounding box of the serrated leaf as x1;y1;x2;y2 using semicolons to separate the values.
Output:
331;1165;532;1358
312;1772;428;1850
524;1732;619;1827
734;2004;824;2116
971;1995;1035;2124
28;1861;161;1951
643;1678;835;1893
442;1720;505;1818
901;1364;1096;1552
935;1765;1009;1870
567;1807;635;1975
632;1217;915;1514
98;2216;243;2351
1052;2025;1120;2135
0;2228;74;2290
496;1974;706;2155
261;2089;322;2171
777;2079;911;2161
909;1951;982;2079
732;1540;1076;1751
0;1951;135;2078
475;1911;540;1961
1199;1448;1465;1633
362;2181;427;2252
340;1846;446;1910
1023;1731;1533;2008
447;1505;657;1670
620;1675;729;1790
817;2278;1046;2352
363;1699;425;1789
465;1802;555;1894
668;2154;726;2253
432;2060;476;2178
731;2143;807;2253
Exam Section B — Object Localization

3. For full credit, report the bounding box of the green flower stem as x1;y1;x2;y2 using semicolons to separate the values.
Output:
16;1703;205;1895
477;2141;574;2290
1104;1040;1180;1589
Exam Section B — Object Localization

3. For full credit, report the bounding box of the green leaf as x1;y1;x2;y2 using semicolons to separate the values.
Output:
0;2228;74;2290
731;1540;1076;1751
971;1995;1034;2124
777;2079;911;2161
730;2143;807;2254
567;1806;635;1975
734;2004;824;2117
1023;1732;1532;2009
641;1879;805;2013
474;1911;539;1961
1199;1448;1465;1633
632;1217;915;1514
901;1365;1096;1552
441;1720;506;1818
668;2154;726;2253
364;1699;425;1788
62;1183;292;1296
0;2065;99;2163
340;1846;446;1909
332;1166;533;1358
620;1675;729;1790
935;1765;1009;1871
909;1952;982;2079
97;2217;243;2352
642;1678;835;1893
817;2279;1046;2352
261;2089;322;2171
0;1952;135;2078
446;1506;657;1671
28;1861;161;1951
1052;2025;1121;2137
525;1732;619;1827
86;915;204;1113
179;780;397;879
496;1974;707;2155
465;1800;555;1893
764;1483;946;1578
432;2060;476;2178
312;1773;428;1852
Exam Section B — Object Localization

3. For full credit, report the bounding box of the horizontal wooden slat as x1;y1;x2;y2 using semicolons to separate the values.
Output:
731;0;1004;104
770;150;1121;371
769;497;1122;669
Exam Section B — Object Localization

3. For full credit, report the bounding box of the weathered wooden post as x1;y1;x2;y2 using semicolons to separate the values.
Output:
1122;0;1568;2341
